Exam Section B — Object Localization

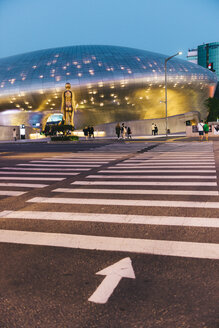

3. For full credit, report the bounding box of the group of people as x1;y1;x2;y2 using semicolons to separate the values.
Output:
83;126;94;139
115;123;132;139
151;123;158;135
197;120;209;141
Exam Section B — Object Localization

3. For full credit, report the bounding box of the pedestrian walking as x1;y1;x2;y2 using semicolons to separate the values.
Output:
197;120;204;141
127;126;132;139
152;123;155;135
88;126;92;138
154;124;158;135
90;126;94;138
203;121;209;141
121;123;127;139
13;128;17;141
115;123;121;139
83;126;89;140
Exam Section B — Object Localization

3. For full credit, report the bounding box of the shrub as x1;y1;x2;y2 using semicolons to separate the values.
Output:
50;135;79;141
43;124;74;136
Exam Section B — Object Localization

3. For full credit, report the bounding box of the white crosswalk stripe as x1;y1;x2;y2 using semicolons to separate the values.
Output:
2;167;90;171
0;229;218;259
28;161;102;166
72;180;217;186
27;197;219;209
1;210;218;228
124;160;215;163
100;169;216;173
114;165;216;168
0;182;49;188
0;177;63;181
40;159;110;163
87;174;217;179
0;171;79;176
0;191;26;196
52;188;219;196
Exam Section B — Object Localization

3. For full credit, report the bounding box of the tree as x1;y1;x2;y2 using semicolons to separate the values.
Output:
205;97;219;122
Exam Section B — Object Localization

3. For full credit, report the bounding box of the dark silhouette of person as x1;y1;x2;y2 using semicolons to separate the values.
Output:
127;126;132;138
115;123;121;139
88;126;91;138
83;126;89;140
90;126;94;138
13;128;17;141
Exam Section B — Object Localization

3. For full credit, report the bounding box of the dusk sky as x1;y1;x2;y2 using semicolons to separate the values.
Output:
0;0;219;60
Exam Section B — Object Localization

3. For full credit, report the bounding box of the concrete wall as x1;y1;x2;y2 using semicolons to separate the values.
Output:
94;111;201;137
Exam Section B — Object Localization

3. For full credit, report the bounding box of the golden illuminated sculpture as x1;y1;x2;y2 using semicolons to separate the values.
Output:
61;82;76;126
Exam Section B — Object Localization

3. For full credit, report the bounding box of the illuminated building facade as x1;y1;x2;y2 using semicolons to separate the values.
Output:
0;45;217;128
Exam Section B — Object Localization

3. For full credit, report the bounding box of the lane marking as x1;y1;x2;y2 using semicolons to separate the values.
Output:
53;188;219;196
100;170;216;173
0;183;48;188
88;257;135;304
3;167;90;171
27;197;219;209
71;180;217;186
87;175;217;179
17;164;98;168
0;229;218;259
0;177;64;181
0;191;26;196
1;210;219;228
0;171;79;176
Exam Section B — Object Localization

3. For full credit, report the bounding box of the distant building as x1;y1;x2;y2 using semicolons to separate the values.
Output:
198;42;219;80
0;45;217;129
187;42;219;79
187;49;198;64
187;42;219;98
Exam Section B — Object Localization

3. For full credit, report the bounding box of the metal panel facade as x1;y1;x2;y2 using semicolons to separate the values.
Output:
0;45;217;128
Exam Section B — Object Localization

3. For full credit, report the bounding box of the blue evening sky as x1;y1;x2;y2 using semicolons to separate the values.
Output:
0;0;218;59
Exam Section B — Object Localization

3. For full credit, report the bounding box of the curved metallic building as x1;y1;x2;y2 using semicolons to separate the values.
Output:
0;45;217;128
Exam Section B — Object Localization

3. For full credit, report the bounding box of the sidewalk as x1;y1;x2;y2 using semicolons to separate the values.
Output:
0;137;50;144
1;132;219;144
0;133;186;144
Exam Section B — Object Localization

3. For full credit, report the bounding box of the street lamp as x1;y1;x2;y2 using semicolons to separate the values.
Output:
164;51;182;137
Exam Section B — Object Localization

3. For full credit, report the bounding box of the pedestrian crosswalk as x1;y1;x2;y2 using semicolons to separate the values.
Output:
0;143;218;260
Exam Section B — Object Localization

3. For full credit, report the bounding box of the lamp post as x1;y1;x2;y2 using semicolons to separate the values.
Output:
164;51;182;137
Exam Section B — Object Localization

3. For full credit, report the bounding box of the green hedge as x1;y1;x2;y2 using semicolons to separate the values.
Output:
50;135;79;141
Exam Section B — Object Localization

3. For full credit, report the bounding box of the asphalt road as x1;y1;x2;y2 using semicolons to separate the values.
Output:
0;140;218;328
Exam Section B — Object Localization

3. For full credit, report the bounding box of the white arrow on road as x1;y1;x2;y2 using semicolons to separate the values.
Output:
88;257;135;304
